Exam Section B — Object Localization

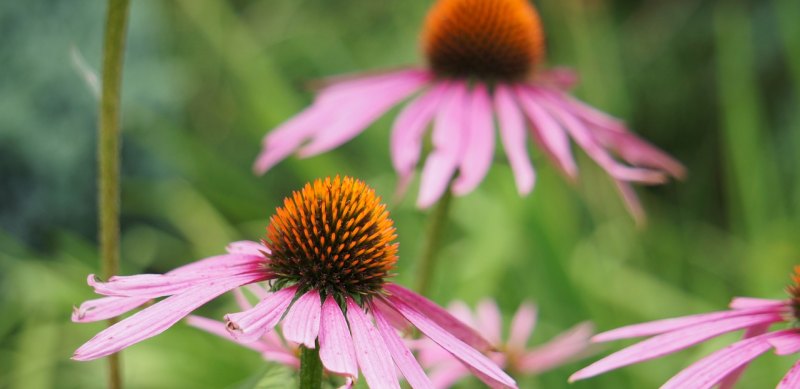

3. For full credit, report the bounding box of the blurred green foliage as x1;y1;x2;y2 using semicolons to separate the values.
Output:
1;0;799;388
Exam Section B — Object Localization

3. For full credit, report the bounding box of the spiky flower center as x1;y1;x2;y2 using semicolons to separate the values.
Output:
422;0;546;81
264;176;398;298
787;266;800;321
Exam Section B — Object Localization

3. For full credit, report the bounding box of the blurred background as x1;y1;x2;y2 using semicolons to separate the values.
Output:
1;0;799;387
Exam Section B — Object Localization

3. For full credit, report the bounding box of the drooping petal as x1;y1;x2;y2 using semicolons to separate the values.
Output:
73;272;264;361
391;82;449;181
298;71;430;157
590;126;686;179
766;330;800;355
717;323;771;389
514;86;577;178
569;312;782;381
224;286;297;343
71;296;151;323
417;81;469;208
592;307;779;342
495;85;535;195
517;322;593;374
345;298;400;389
475;299;502;345
372;302;433;389
614;180;646;226
319;295;358;380
778;359;800;389
384;295;517;388
452;84;495;195
729;297;788;310
282;289;322;349
507;301;537;349
384;284;492;352
661;331;793;389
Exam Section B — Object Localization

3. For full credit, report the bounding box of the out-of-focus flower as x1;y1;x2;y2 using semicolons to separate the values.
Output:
412;299;593;388
571;267;800;388
73;176;517;389
254;0;684;221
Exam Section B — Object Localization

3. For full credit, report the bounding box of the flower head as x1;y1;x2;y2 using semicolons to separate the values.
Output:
413;299;593;388
570;266;800;388
73;176;517;388
254;0;684;222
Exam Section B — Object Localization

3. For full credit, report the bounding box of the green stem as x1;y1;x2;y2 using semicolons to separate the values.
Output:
415;189;453;296
299;346;323;389
98;1;130;388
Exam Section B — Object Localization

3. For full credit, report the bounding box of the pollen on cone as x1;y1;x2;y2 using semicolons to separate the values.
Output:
422;0;546;80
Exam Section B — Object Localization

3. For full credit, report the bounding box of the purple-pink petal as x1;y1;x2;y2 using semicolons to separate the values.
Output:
384;284;492;352
71;296;151;323
417;81;469;208
73;272;263;361
345;297;400;389
319;295;358;380
614;180;646;226
514;86;577;178
384;295;517;388
778;359;800;389
729;297;788;310
372;302;433;389
495;84;535;195
508;301;537;349
717;323;771;389
253;105;330;174
518;322;593;374
475;299;502;346
282;289;321;349
766;330;800;355
225;240;269;256
224;285;297;343
452;84;495;195
661;330;793;389
391;82;449;180
570;312;782;381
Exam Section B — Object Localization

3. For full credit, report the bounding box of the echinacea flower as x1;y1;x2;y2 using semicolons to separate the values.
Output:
254;0;684;220
570;267;800;388
73;176;517;389
413;299;593;388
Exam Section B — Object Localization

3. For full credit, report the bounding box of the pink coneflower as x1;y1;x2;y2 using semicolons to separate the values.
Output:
413;299;593;388
73;176;516;388
254;0;684;220
570;267;800;388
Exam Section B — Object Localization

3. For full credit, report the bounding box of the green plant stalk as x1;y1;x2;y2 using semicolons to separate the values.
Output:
299;346;323;389
415;189;453;296
98;0;131;388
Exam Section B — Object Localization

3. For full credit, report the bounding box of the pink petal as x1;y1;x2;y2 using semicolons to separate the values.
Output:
253;105;330;174
384;284;492;352
767;330;800;355
417;81;469;208
319;295;358;380
729;297;788;310
778;359;800;389
717;323;771;389
282;289;321;349
384;295;517;388
71;296;152;323
518;322;593;374
507;301;537;349
233;288;254;310
72;273;263;361
298;71;429;157
225;240;269;256
614;180;646;226
476;299;502;346
447;301;477;327
590;126;686;179
495;85;535;195
165;253;267;277
535;68;580;90
569;312;783;381
224;286;297;343
428;362;470;389
452;84;496;195
592;308;778;342
662;331;793;389
372;302;433;389
186;315;273;354
556;92;627;132
536;91;667;184
514;86;577;178
391;82;449;180
345;298;400;389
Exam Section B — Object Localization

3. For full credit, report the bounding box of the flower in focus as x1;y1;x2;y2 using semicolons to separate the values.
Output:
570;266;800;388
254;0;684;221
413;299;593;388
73;176;517;389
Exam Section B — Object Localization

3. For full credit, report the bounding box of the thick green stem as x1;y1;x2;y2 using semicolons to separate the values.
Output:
299;346;323;389
415;189;453;296
98;0;130;388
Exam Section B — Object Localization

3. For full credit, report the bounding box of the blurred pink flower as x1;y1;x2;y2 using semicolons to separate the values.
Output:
72;177;516;389
571;268;800;388
412;299;594;388
254;0;684;221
